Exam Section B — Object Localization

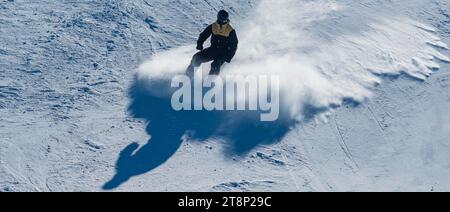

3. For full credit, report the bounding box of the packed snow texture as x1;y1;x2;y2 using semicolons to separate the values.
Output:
1;0;450;191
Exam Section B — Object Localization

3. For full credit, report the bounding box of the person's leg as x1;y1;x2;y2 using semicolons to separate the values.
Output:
210;59;225;75
187;48;214;74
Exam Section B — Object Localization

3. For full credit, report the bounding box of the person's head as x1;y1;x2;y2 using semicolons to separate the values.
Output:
217;10;229;25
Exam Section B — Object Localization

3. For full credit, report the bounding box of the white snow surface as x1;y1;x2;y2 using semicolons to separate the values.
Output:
1;0;450;191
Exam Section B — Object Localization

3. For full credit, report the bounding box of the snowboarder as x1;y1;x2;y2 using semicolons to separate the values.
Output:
186;10;238;75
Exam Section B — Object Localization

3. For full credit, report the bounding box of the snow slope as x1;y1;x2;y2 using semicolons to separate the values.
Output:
1;0;450;191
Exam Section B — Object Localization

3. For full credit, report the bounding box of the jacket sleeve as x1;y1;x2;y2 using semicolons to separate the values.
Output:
197;25;213;48
226;30;238;62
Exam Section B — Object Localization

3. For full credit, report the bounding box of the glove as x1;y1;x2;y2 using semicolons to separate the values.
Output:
196;45;204;51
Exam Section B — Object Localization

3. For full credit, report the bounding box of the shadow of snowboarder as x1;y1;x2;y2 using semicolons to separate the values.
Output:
103;76;290;190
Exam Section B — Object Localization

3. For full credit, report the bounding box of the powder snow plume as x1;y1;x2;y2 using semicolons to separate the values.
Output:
137;0;450;122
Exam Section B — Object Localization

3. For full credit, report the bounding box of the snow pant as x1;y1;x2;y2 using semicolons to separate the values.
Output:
187;47;227;75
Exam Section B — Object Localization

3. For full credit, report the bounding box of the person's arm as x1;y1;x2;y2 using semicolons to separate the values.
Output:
197;25;212;50
225;30;238;63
